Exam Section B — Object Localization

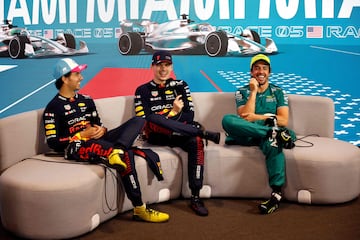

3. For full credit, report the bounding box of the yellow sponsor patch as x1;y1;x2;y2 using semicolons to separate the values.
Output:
78;102;86;107
135;111;145;117
135;106;143;112
165;90;173;95
45;124;55;129
46;130;56;135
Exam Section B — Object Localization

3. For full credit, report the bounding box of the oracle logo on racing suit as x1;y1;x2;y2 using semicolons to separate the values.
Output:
151;104;173;112
68;116;87;125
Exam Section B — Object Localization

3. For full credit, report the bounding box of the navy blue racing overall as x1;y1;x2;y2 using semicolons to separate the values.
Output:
134;79;205;197
43;93;147;206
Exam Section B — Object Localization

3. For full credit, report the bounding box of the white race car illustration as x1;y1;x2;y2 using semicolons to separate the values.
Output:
118;14;277;57
0;20;89;59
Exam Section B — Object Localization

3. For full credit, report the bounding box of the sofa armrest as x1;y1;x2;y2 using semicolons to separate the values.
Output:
0;110;49;172
288;94;334;138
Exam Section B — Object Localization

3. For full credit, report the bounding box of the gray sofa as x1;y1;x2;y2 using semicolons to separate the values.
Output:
0;92;359;239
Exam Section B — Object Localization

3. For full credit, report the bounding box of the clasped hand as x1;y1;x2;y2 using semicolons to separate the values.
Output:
240;112;258;122
81;124;105;140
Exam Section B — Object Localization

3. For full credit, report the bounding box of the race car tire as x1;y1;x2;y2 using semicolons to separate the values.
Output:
8;35;30;59
118;32;143;55
63;33;76;49
205;31;228;57
250;30;261;44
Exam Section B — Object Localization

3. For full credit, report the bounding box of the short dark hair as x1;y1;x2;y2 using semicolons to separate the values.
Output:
55;72;71;89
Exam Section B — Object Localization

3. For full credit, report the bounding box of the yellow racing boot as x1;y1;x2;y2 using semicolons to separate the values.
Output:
133;204;169;223
106;149;127;172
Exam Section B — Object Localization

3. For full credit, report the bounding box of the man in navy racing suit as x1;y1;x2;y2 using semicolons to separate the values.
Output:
43;58;169;223
134;51;220;216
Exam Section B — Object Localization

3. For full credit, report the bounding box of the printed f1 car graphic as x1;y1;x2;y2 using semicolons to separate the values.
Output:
0;20;89;59
118;14;277;57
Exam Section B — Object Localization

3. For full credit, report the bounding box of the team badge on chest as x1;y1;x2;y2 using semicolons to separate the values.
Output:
151;91;158;97
64;104;71;111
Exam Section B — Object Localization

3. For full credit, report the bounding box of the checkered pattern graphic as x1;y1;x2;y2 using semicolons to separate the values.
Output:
218;70;360;146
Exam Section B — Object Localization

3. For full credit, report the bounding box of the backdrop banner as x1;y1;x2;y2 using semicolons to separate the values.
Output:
1;0;359;45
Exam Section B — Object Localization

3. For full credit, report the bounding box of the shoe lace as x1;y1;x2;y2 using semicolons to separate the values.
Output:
192;198;204;207
145;207;161;216
271;192;282;201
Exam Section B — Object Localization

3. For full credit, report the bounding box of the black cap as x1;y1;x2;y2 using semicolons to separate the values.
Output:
152;50;172;65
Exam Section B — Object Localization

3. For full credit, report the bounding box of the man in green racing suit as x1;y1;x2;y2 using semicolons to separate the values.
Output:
222;54;296;214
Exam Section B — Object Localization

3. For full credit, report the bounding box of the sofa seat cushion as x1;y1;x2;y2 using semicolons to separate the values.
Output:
0;147;183;239
180;142;271;199
284;136;360;204
0;156;116;239
181;134;360;204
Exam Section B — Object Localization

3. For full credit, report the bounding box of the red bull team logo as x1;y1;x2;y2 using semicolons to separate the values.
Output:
78;143;112;160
